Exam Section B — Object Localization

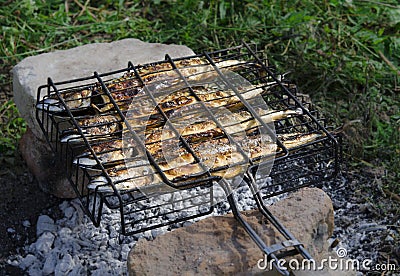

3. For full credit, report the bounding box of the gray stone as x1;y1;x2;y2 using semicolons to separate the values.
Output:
27;262;42;276
68;260;86;275
55;253;75;275
13;39;195;198
35;231;55;256
36;215;57;236
20;128;76;198
22;220;31;228
58;227;73;242
13;38;195;139
7;227;15;234
121;244;131;260
64;206;75;219
42;251;57;275
19;254;37;270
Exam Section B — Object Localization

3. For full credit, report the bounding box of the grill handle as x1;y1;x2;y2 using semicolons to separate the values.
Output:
244;171;314;261
219;180;286;275
220;179;313;275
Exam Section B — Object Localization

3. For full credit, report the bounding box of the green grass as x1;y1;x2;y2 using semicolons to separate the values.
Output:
0;100;26;156
0;0;399;191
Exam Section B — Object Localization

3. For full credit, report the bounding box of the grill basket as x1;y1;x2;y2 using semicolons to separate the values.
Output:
36;42;341;275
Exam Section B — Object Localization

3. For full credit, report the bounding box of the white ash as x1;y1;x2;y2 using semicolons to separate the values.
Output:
323;174;400;276
10;171;397;276
7;177;278;275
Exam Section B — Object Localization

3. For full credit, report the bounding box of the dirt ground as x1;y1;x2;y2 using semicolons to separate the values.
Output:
0;151;63;275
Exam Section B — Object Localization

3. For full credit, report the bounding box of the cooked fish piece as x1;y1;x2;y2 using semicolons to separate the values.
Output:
37;89;92;112
148;134;276;181
88;163;163;192
95;58;260;113
94;78;147;113
37;58;264;113
126;84;266;128
87;132;276;191
60;114;121;143
153;131;322;171
145;120;221;143
75;108;303;167
74;136;143;167
279;132;323;148
143;108;301;145
155;132;322;181
74;139;136;167
97;85;196;114
86;131;321;191
137;58;254;84
153;133;276;172
141;113;247;158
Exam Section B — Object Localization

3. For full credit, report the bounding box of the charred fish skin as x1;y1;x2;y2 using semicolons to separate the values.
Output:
37;57;265;113
279;132;323;148
87;131;321;191
142;107;301;145
149;134;275;181
37;88;92;112
60;114;122;143
151;131;321;182
124;83;270;131
87;161;164;192
95;78;146;113
124;84;262;120
148;133;275;178
73;105;301;165
74;106;302;169
73;138;137;167
136;58;241;83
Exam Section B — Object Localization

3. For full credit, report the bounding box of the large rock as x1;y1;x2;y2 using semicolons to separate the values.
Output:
19;127;76;198
13;39;195;198
13;38;195;139
128;188;355;275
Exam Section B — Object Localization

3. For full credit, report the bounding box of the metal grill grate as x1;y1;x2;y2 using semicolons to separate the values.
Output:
36;42;341;275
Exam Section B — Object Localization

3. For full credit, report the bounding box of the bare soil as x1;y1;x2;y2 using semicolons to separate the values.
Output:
0;151;63;275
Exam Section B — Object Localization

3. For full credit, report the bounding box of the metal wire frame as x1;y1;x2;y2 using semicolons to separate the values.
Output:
35;43;341;266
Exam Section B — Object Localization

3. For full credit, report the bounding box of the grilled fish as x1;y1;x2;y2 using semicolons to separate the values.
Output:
157;133;275;167
280;132;322;148
99;79;266;117
37;89;92;112
60;114;121;143
143;108;302;145
86;131;323;191
37;58;264;113
87;163;163;192
97;57;267;113
74;139;136;167
146;132;323;180
137;58;258;84
73;108;302;165
87;134;275;191
125;84;268;129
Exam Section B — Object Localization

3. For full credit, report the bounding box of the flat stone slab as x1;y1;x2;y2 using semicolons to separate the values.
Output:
13;39;195;198
12;38;195;139
128;187;356;275
19;127;76;198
